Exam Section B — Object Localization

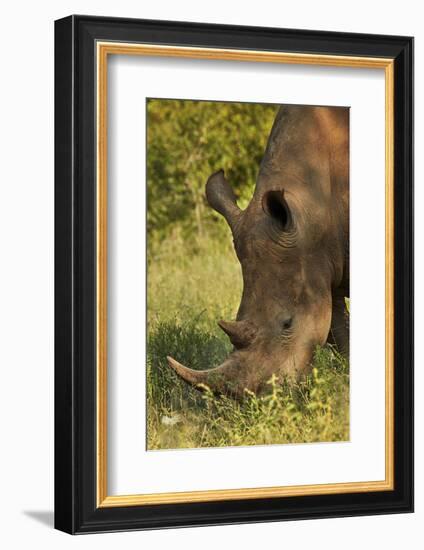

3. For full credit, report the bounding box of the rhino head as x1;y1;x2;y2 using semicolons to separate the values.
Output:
167;105;349;398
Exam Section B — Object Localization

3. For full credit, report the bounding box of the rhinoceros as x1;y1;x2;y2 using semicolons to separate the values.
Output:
167;104;349;398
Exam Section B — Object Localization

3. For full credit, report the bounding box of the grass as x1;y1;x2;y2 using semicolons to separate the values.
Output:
147;232;349;450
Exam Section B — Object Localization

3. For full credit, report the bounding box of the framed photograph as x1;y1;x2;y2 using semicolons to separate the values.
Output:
54;15;413;534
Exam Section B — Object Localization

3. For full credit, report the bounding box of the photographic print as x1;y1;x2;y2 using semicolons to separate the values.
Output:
55;17;413;533
146;99;350;450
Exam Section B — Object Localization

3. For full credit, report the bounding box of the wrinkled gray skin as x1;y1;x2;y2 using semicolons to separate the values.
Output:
167;105;349;398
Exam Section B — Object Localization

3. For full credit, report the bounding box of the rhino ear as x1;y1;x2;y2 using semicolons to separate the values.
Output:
262;190;291;230
206;170;241;231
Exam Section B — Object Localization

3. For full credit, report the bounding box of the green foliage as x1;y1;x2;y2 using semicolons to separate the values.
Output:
147;99;278;242
345;297;350;314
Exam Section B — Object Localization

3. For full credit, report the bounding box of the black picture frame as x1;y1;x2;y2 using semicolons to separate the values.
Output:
55;15;413;534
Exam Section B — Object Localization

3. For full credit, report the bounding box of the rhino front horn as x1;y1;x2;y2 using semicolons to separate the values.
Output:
166;356;241;397
218;319;257;349
166;356;209;386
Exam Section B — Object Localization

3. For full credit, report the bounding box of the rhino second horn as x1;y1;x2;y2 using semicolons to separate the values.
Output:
218;320;257;349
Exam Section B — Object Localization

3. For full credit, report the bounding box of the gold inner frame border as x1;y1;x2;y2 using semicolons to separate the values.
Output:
96;42;394;508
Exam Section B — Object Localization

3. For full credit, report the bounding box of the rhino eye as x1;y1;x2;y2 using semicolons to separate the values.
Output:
262;190;291;230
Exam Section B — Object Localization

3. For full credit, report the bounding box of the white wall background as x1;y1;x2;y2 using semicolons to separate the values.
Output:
0;1;420;547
